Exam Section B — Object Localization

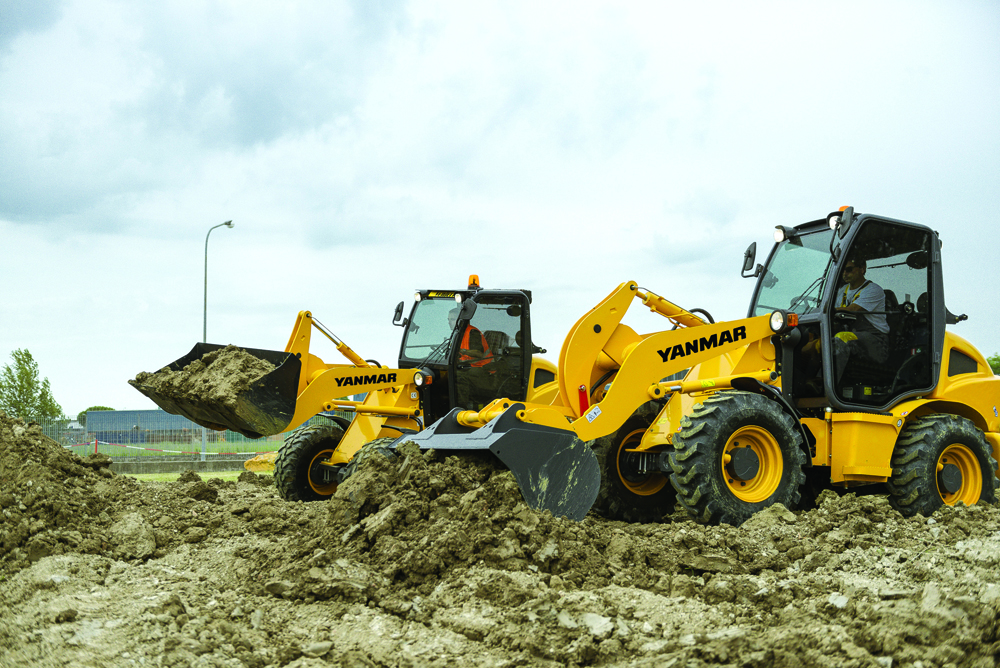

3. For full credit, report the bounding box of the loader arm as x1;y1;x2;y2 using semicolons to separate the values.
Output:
527;280;774;441
557;281;712;417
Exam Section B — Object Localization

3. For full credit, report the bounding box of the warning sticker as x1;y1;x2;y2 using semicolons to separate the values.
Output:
585;405;602;423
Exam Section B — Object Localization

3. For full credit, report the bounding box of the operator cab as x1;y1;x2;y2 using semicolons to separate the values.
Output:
748;210;944;414
394;277;536;423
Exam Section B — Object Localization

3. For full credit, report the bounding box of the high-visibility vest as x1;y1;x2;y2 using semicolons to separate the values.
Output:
459;327;492;368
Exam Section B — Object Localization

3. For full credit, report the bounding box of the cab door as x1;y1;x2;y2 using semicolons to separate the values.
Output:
825;217;939;410
452;291;531;411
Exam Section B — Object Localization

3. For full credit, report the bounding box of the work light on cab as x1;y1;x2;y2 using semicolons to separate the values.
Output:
773;226;797;243
769;310;798;333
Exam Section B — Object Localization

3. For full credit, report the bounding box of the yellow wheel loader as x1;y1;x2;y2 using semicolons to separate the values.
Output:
131;278;600;518
386;208;999;524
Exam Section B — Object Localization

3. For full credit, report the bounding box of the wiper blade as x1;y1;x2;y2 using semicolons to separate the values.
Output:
418;338;452;366
788;276;824;312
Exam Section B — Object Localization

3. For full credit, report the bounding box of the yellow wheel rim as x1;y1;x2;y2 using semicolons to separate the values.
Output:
936;444;982;506
722;426;782;503
616;429;668;496
308;448;338;495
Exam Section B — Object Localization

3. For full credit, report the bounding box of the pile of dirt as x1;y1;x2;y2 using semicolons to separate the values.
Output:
129;344;275;411
0;411;116;565
2;411;999;667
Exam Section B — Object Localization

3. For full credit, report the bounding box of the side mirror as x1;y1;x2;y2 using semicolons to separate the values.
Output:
741;242;763;278
392;301;407;327
458;299;478;321
906;250;929;270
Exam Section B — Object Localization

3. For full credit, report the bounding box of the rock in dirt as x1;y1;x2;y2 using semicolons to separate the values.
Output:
109;512;156;559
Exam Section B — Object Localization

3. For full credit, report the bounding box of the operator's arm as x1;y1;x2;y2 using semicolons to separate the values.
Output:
838;302;869;313
848;283;885;314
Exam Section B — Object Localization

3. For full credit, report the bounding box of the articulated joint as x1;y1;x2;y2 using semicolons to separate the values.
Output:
623;448;673;474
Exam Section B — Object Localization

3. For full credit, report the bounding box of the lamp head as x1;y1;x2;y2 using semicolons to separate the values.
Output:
224;220;234;228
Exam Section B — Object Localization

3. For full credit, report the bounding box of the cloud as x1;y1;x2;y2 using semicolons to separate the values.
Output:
0;0;64;51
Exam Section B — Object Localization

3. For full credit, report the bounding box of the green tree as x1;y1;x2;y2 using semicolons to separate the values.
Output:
77;406;115;427
0;349;63;422
989;352;1000;376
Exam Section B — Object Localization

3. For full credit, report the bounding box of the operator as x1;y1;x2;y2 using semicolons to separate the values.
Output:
448;308;492;367
803;257;889;382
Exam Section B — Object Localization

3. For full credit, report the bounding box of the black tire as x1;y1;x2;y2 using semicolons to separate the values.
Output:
338;437;399;483
274;423;345;501
668;390;807;526
592;415;676;522
886;414;998;517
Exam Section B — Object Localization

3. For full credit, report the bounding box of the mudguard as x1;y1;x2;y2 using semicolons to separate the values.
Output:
391;404;601;520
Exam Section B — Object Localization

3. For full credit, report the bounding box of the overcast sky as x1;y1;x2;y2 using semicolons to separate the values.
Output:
1;0;998;418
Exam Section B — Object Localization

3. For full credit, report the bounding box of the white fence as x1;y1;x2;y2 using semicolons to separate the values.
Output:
38;409;348;463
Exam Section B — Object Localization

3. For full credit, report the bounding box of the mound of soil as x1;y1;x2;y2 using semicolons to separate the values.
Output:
2;411;999;667
130;344;275;412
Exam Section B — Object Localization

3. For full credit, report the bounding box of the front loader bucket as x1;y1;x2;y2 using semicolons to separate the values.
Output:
394;404;600;521
129;343;301;439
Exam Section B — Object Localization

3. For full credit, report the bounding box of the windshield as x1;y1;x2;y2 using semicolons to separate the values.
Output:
752;228;834;316
401;298;458;363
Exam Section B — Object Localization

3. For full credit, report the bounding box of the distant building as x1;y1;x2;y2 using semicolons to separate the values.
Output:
87;409;200;444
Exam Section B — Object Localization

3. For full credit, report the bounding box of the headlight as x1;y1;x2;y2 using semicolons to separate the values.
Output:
414;292;422;302
413;368;434;387
769;310;799;333
455;294;463;303
773;228;786;243
828;214;840;230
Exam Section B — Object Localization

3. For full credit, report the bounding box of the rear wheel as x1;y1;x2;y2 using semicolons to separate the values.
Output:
274;423;344;501
886;414;998;517
668;391;807;526
592;415;676;522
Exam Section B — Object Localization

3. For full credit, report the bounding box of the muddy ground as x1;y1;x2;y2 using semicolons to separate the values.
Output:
2;411;999;668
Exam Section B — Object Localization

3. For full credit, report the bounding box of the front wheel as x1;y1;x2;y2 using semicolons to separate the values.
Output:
592;415;676;522
338;437;399;484
886;415;998;517
274;423;345;501
668;390;807;526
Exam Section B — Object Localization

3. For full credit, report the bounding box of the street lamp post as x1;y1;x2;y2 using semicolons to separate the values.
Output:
204;220;234;343
202;220;234;461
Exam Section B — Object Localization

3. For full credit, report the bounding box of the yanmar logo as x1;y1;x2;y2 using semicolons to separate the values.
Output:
334;372;398;388
657;326;747;363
